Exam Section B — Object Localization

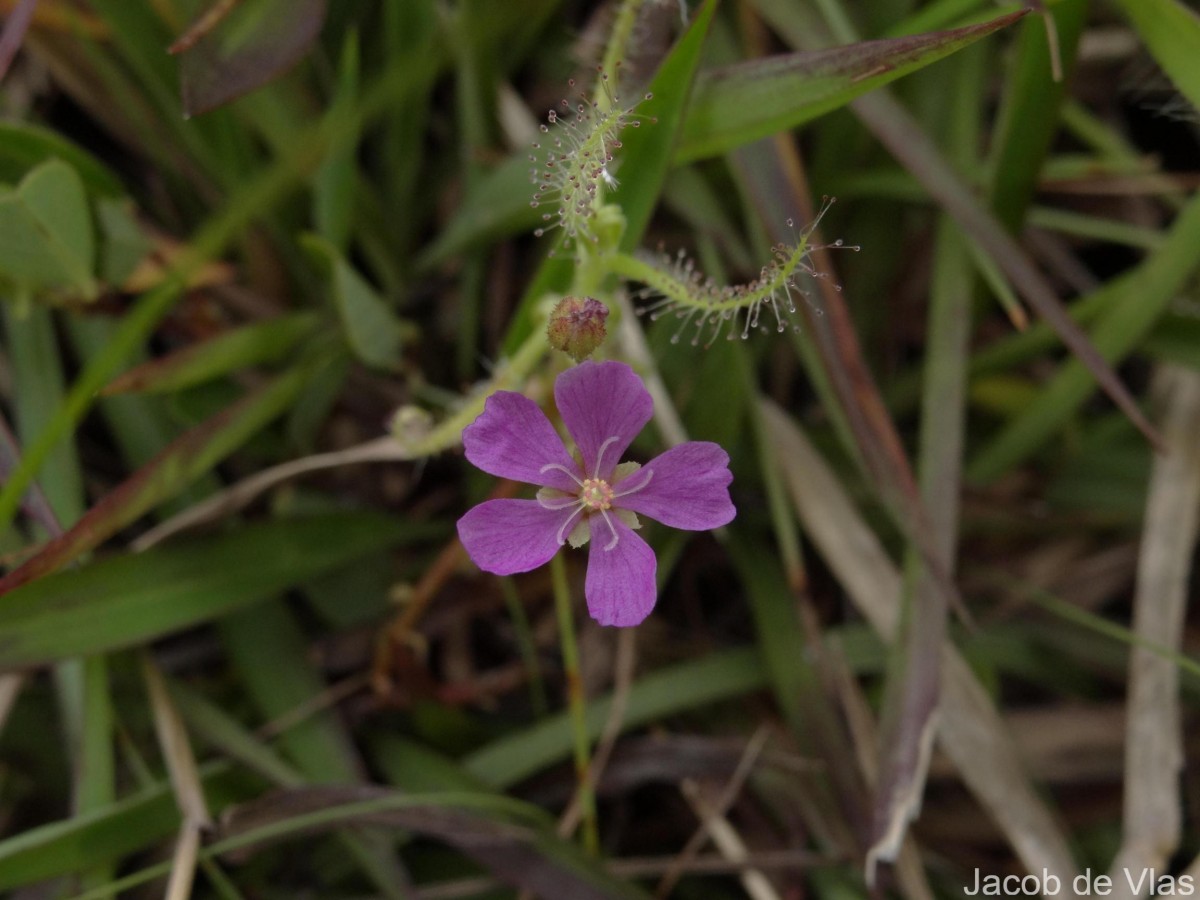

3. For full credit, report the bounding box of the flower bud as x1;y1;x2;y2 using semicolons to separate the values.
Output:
547;296;609;362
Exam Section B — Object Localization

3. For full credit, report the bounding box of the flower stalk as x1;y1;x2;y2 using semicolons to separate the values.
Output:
550;551;600;855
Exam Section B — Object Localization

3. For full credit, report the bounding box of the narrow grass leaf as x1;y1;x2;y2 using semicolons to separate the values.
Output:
169;679;304;789
759;400;1081;883
102;313;319;395
0;122;123;194
416;155;544;270
1107;366;1200;884
464;647;769;788
0;414;60;536
0;764;244;891
674;11;1026;164
0;512;410;669
142;656;212;828
986;1;1088;232
220;599;413;898
313;29;359;250
1111;0;1200;115
967;189;1200;482
869;46;980;876
0;367;310;594
216;786;650;900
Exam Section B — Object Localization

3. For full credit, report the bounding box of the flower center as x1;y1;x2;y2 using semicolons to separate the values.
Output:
580;478;614;511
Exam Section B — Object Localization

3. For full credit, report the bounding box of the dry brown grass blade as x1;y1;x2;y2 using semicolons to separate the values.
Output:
0;0;37;80
729;130;965;881
0;674;24;735
164;822;203;900
759;399;1080;884
1106;365;1200;898
825;638;937;900
142;652;212;900
142;652;213;830
131;435;409;551
658;726;772;898
751;0;1161;455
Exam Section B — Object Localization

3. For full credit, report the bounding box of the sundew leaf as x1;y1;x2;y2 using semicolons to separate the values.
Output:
302;234;412;370
176;0;328;117
426;10;1020;274
0;512;412;669
501;0;718;355
674;10;1026;163
1111;0;1200;116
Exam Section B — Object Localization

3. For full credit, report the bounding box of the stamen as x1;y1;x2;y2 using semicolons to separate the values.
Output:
556;504;587;545
613;468;653;498
540;461;584;487
593;435;621;479
598;509;620;551
538;493;582;511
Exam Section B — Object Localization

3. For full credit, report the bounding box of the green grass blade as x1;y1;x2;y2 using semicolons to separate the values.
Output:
0;512;414;668
1111;0;1200;114
102;313;320;395
220;598;413;898
0;367;311;593
0;764;244;892
986;0;1087;231
674;11;1025;163
463;647;769;788
967;189;1200;482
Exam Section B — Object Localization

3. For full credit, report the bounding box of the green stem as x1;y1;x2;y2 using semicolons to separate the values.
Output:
550;552;599;854
597;0;645;110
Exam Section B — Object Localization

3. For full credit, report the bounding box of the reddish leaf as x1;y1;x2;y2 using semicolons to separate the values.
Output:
175;0;328;117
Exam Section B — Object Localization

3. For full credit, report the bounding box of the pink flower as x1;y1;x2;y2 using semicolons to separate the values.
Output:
457;361;736;627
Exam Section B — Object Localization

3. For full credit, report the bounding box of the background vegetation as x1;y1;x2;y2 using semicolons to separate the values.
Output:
0;0;1198;897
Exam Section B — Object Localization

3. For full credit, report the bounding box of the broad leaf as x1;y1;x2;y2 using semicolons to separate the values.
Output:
0;159;96;296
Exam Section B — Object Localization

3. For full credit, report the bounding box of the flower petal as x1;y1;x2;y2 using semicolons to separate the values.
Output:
555;361;652;481
616;441;735;530
585;519;657;627
457;499;573;575
463;390;579;491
